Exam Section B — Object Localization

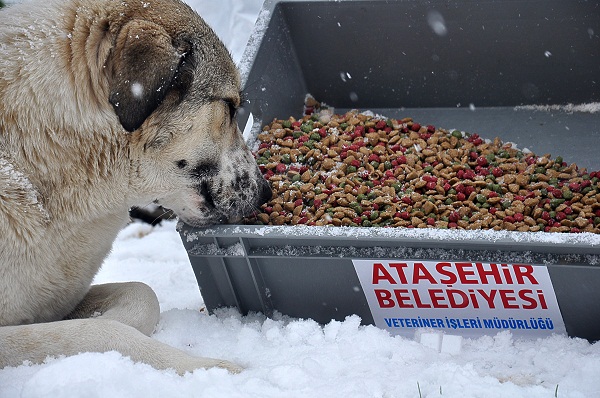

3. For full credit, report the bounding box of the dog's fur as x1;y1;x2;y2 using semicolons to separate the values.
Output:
0;0;270;374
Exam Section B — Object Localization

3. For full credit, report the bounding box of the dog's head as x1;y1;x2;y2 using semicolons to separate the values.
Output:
104;0;271;226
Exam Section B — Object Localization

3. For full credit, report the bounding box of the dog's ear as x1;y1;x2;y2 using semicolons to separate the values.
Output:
108;20;185;132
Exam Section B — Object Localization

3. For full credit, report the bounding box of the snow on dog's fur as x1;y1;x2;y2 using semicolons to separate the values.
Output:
0;0;270;374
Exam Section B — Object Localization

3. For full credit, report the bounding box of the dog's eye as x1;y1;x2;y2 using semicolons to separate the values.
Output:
224;99;237;121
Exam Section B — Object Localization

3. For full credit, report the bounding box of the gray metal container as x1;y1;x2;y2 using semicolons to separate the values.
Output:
180;0;600;340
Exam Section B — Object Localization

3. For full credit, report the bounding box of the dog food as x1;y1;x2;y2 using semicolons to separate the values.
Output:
245;104;600;234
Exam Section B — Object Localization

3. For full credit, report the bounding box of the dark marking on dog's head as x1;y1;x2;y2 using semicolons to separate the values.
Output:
108;20;191;132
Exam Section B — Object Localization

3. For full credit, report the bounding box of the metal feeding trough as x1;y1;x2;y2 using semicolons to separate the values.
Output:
179;0;600;340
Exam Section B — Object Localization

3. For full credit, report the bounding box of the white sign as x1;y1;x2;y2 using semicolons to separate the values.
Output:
353;260;567;338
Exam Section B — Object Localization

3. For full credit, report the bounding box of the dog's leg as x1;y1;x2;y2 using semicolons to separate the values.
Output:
0;283;243;375
64;282;161;336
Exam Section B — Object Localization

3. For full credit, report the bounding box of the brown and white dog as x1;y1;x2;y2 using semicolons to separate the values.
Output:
0;0;270;374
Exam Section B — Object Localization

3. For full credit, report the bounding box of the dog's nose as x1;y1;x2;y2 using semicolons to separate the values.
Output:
258;178;272;206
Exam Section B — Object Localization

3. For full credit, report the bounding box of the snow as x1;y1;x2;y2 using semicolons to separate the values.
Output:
2;219;600;397
514;103;600;114
130;82;143;99
2;1;600;397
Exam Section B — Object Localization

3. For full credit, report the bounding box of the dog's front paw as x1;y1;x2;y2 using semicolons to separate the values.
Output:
211;359;244;374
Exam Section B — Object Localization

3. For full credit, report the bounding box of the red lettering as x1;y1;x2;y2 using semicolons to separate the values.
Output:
374;289;395;308
373;263;396;284
436;262;457;284
475;263;503;284
412;289;432;308
388;263;409;284
537;290;548;309
456;262;478;284
447;289;469;308
393;289;413;308
477;289;497;308
468;289;480;308
501;265;514;284
518;289;538;309
413;263;437;284
499;289;519;309
513;264;538;284
429;289;448;308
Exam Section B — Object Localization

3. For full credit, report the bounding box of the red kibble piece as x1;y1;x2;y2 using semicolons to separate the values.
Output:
298;217;308;224
556;211;566;221
568;182;581;192
492;167;504;177
477;167;489;176
443;183;451;192
488;191;499;198
456;192;466;201
476;156;488;167
352;217;362;224
375;120;387;130
401;196;413;205
410;123;421;132
275;163;287;173
448;211;460;223
354;125;365;136
426;125;436;133
426;181;437;190
318;128;327;137
514;213;524;222
427;217;436;226
504;215;515;223
294;199;303;207
264;206;273;214
465;186;475;195
368;154;380;162
489;207;497;215
397;155;407;164
351;159;361;168
542;211;551;221
514;195;525;201
400;211;411;220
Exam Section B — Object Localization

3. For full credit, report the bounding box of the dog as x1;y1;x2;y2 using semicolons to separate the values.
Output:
0;0;271;374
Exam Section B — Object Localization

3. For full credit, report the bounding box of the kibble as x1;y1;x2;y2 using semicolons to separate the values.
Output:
246;105;600;234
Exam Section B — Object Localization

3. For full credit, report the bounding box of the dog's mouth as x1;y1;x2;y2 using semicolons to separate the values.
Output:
174;175;271;227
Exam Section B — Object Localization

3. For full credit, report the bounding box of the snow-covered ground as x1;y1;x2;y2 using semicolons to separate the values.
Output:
1;1;600;397
2;220;600;398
